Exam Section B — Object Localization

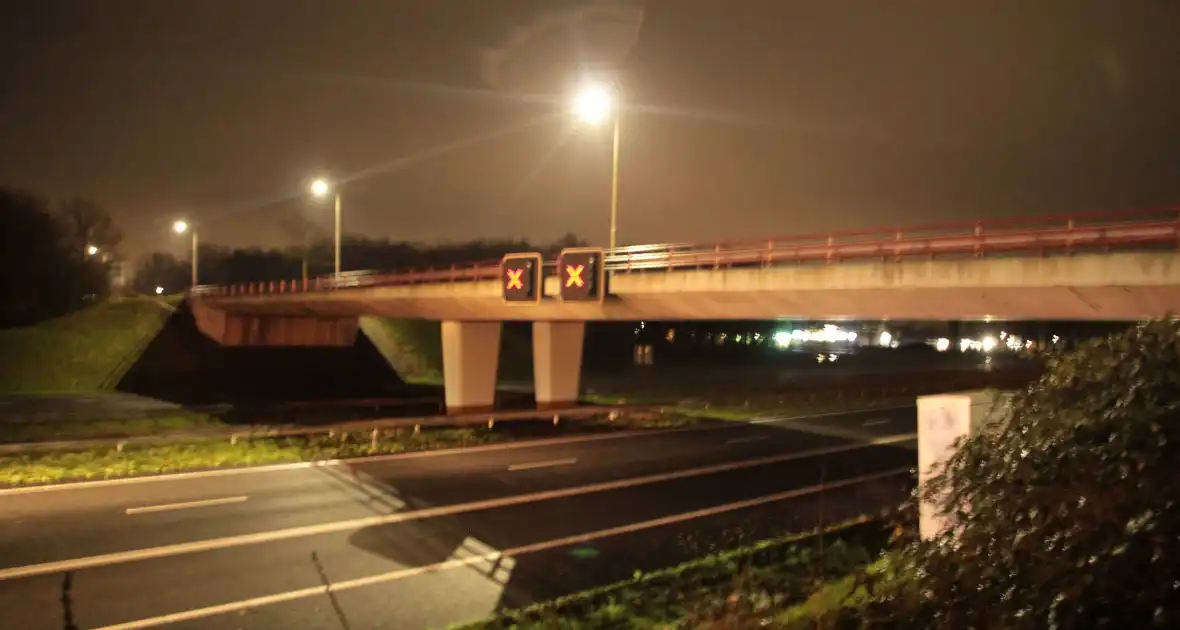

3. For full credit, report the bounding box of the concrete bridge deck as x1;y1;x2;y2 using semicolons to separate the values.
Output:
196;251;1180;322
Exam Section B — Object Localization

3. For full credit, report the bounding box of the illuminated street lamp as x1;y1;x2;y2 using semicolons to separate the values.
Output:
310;178;342;279
86;244;99;256
572;80;622;251
172;219;198;287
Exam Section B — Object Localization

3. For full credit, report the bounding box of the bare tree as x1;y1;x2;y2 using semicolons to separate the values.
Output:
57;197;123;256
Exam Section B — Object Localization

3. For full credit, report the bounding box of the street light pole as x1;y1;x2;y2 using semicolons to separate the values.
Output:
172;219;197;288
572;80;623;251
334;191;341;279
190;228;199;287
609;113;621;252
311;178;342;280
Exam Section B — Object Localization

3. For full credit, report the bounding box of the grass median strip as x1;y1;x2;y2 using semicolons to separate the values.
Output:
0;413;705;487
583;394;915;422
449;517;894;630
0;412;226;443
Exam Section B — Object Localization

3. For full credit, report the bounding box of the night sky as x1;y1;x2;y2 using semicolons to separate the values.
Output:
2;1;1178;264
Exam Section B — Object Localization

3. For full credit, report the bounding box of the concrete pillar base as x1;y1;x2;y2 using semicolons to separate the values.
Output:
441;321;502;415
533;321;586;408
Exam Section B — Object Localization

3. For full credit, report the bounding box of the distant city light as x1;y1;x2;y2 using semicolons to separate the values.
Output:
773;330;791;348
86;245;99;256
773;325;861;349
981;336;998;353
935;337;951;352
155;286;164;295
878;331;893;347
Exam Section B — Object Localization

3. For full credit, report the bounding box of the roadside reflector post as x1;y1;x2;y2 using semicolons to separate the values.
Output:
230;433;238;446
370;428;380;451
488;418;495;429
553;414;560;426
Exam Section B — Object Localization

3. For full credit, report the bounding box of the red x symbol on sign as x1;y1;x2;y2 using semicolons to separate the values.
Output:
505;268;524;290
565;264;585;288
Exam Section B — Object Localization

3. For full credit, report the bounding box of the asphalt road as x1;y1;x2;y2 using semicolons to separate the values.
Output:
0;405;917;630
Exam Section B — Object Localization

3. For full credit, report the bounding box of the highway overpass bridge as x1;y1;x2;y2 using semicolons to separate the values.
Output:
190;208;1180;412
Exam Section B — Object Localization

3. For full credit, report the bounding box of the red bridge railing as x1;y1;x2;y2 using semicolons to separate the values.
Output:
194;206;1180;297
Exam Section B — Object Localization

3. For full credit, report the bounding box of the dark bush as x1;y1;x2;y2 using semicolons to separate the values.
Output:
842;320;1180;629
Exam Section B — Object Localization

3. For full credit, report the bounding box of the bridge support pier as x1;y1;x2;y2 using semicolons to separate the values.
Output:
532;321;585;409
441;321;502;414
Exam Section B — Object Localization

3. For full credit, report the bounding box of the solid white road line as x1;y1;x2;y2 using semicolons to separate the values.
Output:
0;432;915;582
125;496;248;516
749;404;913;425
725;435;768;445
93;466;911;630
507;458;577;472
0;404;915;497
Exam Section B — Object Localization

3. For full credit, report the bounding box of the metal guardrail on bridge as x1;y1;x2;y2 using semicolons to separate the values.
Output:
192;205;1180;297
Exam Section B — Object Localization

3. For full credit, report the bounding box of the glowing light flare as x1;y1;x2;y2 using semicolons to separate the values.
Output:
572;82;616;125
310;179;331;198
172;220;189;234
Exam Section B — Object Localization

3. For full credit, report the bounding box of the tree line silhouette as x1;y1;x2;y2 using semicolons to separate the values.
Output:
132;232;587;295
0;187;123;327
1;185;586;327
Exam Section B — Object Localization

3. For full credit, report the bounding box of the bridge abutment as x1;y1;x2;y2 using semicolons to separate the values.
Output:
532;321;585;409
441;320;502;414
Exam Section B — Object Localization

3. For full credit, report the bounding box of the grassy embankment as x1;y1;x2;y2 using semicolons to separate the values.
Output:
0;299;174;395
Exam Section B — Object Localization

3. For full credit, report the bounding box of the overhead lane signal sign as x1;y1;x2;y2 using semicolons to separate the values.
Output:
558;247;606;302
500;252;543;303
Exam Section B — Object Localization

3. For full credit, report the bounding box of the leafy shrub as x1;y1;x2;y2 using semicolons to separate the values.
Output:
836;320;1180;628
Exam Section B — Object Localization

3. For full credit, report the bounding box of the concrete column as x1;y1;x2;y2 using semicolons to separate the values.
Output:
441;321;502;414
532;322;586;409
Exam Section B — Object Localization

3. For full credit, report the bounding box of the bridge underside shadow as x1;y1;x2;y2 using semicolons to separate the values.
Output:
116;302;439;407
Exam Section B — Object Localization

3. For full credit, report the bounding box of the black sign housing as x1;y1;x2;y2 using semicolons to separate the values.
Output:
557;247;606;302
500;252;543;303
